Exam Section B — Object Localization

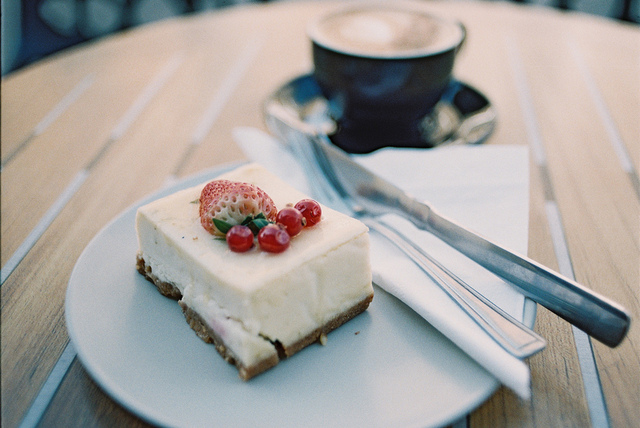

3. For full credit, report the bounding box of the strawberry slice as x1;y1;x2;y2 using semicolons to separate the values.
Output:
199;179;277;236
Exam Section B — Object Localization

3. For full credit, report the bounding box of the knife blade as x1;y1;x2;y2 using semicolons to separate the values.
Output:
308;134;631;348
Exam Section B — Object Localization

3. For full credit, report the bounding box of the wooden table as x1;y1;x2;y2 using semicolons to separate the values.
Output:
2;1;638;426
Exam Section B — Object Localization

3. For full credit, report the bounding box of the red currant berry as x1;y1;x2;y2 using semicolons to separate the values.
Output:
294;199;322;226
226;225;254;252
258;224;290;253
276;207;305;236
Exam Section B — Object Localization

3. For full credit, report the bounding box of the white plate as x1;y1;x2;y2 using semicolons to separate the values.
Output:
66;163;527;428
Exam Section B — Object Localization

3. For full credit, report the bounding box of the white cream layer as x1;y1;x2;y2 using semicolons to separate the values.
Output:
136;163;373;368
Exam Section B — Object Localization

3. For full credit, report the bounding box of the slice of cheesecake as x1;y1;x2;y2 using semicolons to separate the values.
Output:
135;163;373;380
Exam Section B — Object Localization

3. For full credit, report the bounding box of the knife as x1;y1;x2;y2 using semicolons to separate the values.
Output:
307;133;631;348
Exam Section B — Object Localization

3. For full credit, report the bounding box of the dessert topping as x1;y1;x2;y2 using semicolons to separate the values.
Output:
226;225;255;252
294;199;322;227
257;224;291;253
276;206;306;237
199;179;277;237
198;179;322;253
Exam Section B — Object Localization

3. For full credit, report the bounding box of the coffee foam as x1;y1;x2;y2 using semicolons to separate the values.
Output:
310;7;464;58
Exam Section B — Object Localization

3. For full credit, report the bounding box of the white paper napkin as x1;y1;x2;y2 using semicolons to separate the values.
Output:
233;126;533;399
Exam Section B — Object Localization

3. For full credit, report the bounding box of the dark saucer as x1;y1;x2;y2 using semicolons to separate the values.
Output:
264;74;496;154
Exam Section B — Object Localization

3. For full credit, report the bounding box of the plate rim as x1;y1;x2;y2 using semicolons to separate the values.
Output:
65;161;533;427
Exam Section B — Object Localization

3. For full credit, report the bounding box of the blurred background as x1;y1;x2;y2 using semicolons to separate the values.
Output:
2;0;639;76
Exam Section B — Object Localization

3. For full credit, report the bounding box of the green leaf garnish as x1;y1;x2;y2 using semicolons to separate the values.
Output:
212;218;233;234
248;218;271;235
233;213;273;235
212;213;273;237
240;213;267;225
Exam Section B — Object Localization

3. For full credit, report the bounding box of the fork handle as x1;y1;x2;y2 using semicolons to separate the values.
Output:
366;219;546;358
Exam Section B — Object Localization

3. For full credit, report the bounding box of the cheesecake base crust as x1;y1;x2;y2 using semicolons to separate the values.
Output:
136;254;373;380
136;254;182;300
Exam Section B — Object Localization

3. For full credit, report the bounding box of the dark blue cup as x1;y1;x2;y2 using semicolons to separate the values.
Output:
308;5;466;153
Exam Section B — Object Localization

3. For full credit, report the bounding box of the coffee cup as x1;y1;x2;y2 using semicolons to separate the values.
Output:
308;4;466;153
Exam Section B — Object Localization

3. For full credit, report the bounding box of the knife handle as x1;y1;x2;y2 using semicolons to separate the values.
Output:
402;199;631;348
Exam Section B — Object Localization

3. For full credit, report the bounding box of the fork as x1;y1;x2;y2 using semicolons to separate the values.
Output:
266;116;546;358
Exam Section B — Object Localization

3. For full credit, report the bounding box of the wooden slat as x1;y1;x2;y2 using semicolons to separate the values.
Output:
0;51;181;267
1;61;92;155
1;60;187;422
445;4;593;426
566;19;640;174
178;4;318;177
39;361;152;428
516;14;640;427
471;162;592;427
2;37;185;428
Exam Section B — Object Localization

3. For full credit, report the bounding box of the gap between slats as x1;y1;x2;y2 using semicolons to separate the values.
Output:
0;75;95;171
166;35;263;185
566;37;640;201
